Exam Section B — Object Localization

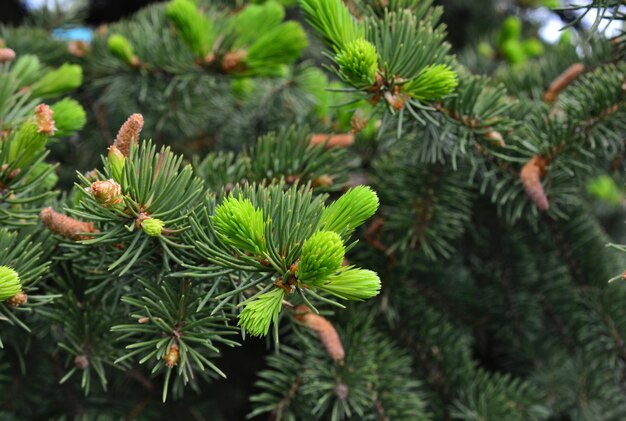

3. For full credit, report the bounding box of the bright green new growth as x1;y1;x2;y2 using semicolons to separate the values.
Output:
500;39;526;65
107;146;126;183
30;64;82;98
498;16;522;47
142;217;165;237
8;122;48;168
230;2;285;49
319;186;379;236
335;39;378;86
108;34;137;65
522;38;544;57
50;98;87;137
244;22;309;76
0;266;21;301
588;175;622;206
166;0;215;59
319;267;381;301
11;55;42;87
403;64;459;102
300;0;363;51
212;196;268;255
238;288;285;337
296;230;345;285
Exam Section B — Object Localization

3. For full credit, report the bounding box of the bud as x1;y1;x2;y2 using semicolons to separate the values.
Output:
108;34;139;67
484;130;505;147
74;354;89;369
335;39;378;86
294;305;345;362
141;217;165;237
68;40;91;57
0;266;22;301
520;156;549;211
88;179;123;207
112;113;144;156
296;231;345;285
6;290;27;308
319;185;379;235
164;343;179;368
40;207;98;240
318;267;381;301
350;109;368;134
35;104;57;135
0;47;16;63
222;50;247;73
107;145;126;182
402;64;459;102
30;63;83;98
311;175;334;188
334;383;349;400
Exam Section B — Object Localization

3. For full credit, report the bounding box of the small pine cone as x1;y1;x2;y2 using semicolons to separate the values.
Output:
68;40;91;57
294;306;345;363
310;133;354;149
113;113;144;156
74;354;90;369
6;290;28;308
35;104;57;135
164;343;180;368
350;109;368;134
40;207;98;240
544;63;585;103
0;48;16;63
520;156;549;211
88;179;122;207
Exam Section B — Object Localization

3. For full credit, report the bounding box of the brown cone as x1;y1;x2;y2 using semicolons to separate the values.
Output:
113;113;144;156
40;207;98;240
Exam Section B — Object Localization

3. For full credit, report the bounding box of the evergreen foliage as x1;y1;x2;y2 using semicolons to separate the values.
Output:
0;0;625;419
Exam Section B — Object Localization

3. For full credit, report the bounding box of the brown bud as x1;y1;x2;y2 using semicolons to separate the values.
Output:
112;113;144;156
294;306;345;363
312;175;334;188
6;290;28;308
310;133;354;149
484;130;505;147
520;156;549;211
88;179;122;207
138;317;150;324
40;207;99;240
350;109;368;134
0;48;16;63
68;40;91;57
74;354;89;369
384;91;409;110
35;104;57;135
222;50;246;73
164;343;180;368
544;63;585;103
334;383;349;400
